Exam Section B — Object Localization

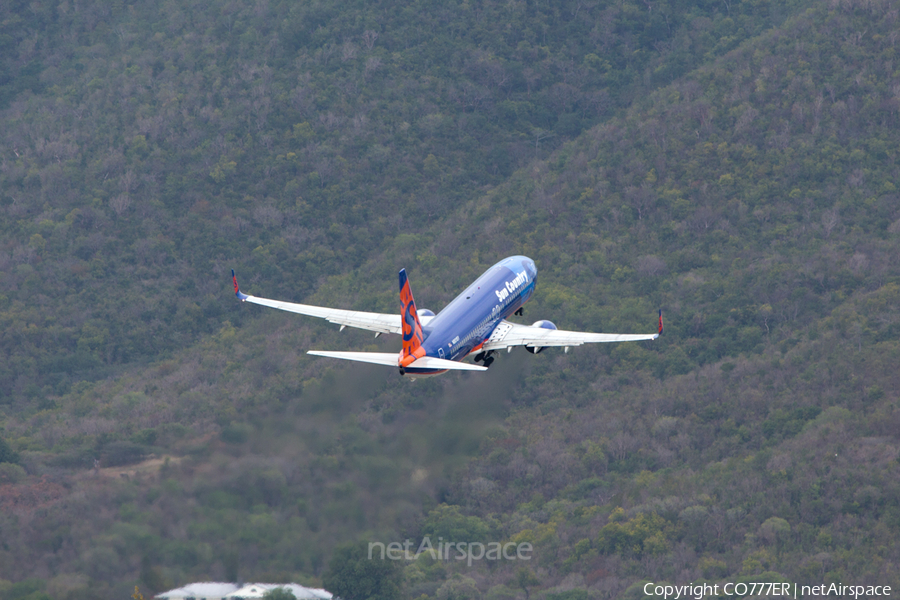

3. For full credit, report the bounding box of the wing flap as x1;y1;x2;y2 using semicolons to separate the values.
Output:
482;320;659;351
242;294;404;335
234;271;435;335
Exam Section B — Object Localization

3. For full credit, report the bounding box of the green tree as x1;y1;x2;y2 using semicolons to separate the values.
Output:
421;504;492;543
515;568;540;600
263;588;297;600
3;578;51;600
0;463;26;484
596;512;676;558
323;541;402;600
0;436;19;465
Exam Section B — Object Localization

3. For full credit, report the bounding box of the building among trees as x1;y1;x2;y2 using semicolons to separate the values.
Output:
155;583;332;600
226;584;333;599
155;582;240;600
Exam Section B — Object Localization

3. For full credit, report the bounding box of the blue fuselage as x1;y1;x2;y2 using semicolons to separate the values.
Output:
406;256;537;375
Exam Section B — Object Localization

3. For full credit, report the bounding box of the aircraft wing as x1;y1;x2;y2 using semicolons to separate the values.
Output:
482;317;660;352
233;271;431;335
241;294;403;334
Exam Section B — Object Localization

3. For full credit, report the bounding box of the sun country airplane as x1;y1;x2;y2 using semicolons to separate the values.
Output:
232;255;662;378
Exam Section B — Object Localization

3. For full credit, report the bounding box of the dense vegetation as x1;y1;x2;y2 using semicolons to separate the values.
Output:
0;0;806;406
1;0;899;599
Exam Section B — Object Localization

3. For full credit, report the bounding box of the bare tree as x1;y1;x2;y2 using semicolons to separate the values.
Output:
362;29;378;50
341;40;358;61
822;206;840;237
364;56;382;79
109;195;131;217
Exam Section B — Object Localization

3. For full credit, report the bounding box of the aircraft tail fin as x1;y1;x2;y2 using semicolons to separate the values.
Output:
399;268;425;367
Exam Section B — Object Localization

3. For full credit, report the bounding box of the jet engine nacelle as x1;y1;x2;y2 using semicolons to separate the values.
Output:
526;320;557;354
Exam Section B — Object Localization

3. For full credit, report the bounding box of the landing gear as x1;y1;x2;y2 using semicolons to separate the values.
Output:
474;350;495;368
514;307;523;316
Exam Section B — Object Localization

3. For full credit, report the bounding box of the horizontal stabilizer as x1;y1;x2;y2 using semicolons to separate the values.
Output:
407;356;487;371
307;351;487;371
307;351;400;366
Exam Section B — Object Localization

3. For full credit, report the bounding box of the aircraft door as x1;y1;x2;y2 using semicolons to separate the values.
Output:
438;347;445;359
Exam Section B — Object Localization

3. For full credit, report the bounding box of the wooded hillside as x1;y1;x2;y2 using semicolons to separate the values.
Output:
1;0;898;599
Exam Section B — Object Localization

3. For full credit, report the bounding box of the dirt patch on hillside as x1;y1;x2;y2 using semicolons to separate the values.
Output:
97;455;183;479
0;476;67;514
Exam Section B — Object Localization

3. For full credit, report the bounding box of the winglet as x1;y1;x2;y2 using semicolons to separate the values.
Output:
232;270;249;301
658;310;664;335
399;268;426;367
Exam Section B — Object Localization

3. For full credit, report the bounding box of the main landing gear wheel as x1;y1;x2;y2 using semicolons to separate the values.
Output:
483;356;495;368
474;350;494;364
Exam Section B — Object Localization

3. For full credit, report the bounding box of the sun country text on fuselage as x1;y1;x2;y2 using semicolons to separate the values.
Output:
407;256;537;375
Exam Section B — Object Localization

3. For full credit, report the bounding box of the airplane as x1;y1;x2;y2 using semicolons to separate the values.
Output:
232;255;662;378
